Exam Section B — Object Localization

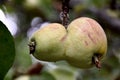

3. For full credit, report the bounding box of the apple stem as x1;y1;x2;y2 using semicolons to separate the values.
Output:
60;0;70;28
28;40;36;54
93;56;101;69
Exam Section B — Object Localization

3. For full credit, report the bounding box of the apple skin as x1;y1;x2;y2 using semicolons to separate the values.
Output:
65;17;107;68
30;23;67;61
29;17;107;68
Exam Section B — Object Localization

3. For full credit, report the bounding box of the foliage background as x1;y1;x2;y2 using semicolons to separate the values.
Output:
0;0;120;80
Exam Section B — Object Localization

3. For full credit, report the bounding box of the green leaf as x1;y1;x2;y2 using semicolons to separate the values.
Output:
39;71;55;80
49;67;77;80
0;21;15;79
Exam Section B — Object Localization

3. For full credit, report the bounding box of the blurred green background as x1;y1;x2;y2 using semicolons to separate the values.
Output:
0;0;120;80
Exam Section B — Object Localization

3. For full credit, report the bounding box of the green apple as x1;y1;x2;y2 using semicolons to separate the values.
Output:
29;23;67;61
29;17;107;68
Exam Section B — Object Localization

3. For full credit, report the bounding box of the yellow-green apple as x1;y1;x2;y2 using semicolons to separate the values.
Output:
29;17;107;68
29;23;67;61
65;17;107;68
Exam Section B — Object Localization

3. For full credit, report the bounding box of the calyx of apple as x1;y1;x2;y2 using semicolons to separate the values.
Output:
29;17;107;69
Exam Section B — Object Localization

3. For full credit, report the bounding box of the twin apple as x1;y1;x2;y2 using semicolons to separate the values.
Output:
29;17;107;69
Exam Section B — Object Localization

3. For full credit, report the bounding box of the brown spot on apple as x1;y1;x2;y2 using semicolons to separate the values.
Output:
61;34;67;42
82;28;88;33
85;41;88;46
88;33;96;44
87;19;101;36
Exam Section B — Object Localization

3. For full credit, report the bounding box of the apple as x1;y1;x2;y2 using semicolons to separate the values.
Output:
29;23;67;61
65;17;107;68
29;17;107;68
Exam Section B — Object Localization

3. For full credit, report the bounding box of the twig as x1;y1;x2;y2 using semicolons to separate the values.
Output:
110;0;117;10
60;0;70;28
110;0;120;10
